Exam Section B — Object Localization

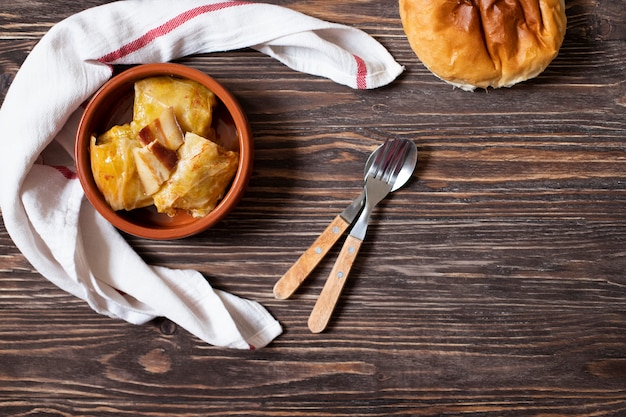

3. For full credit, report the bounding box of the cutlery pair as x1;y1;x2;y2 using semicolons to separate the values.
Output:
273;138;418;333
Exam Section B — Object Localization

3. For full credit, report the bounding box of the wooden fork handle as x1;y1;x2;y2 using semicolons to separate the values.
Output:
273;215;350;299
308;234;363;333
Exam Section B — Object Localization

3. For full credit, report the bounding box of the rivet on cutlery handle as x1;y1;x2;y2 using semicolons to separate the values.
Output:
308;235;363;333
273;215;351;299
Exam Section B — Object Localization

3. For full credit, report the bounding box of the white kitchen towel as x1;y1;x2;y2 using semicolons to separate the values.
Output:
0;0;403;349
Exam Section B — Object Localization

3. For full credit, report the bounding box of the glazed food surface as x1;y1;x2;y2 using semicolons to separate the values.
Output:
399;0;567;90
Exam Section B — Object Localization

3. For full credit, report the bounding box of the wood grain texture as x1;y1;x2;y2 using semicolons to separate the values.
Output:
1;0;626;416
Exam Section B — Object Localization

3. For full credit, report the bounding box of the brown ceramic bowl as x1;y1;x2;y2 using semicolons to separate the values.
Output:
75;63;253;239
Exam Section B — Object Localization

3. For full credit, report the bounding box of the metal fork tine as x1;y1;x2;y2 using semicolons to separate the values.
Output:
391;141;410;182
371;139;391;178
376;139;399;180
381;141;399;183
370;139;412;184
381;140;408;184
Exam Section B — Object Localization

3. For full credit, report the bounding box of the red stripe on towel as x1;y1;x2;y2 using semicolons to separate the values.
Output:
354;54;367;89
53;166;77;180
97;1;251;63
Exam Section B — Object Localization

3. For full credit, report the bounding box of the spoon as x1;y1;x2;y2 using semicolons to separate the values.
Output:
308;138;417;333
273;141;417;300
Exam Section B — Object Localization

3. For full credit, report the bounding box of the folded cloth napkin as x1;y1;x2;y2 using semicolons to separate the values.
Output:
0;0;403;349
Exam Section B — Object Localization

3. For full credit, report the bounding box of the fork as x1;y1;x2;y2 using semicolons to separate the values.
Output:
308;139;412;333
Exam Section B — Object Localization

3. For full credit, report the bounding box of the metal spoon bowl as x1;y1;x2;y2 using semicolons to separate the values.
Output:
365;140;417;191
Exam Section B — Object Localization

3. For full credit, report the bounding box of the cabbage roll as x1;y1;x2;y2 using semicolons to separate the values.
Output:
89;124;152;211
132;76;218;138
153;132;239;218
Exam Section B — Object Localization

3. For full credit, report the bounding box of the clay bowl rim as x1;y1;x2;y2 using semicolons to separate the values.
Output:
75;63;253;240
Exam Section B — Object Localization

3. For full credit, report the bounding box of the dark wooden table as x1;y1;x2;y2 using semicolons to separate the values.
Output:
2;1;625;415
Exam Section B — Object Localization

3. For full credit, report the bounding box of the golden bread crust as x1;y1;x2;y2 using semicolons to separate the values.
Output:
399;0;567;90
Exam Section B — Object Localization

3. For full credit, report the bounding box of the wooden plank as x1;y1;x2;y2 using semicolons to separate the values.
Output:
1;0;625;415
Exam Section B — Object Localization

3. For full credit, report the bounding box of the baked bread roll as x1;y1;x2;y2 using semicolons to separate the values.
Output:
399;0;566;91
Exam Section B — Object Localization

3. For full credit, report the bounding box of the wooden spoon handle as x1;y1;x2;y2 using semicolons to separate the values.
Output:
273;215;350;299
308;234;363;333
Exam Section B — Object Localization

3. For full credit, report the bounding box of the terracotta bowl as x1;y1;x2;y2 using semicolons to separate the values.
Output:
75;63;253;239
